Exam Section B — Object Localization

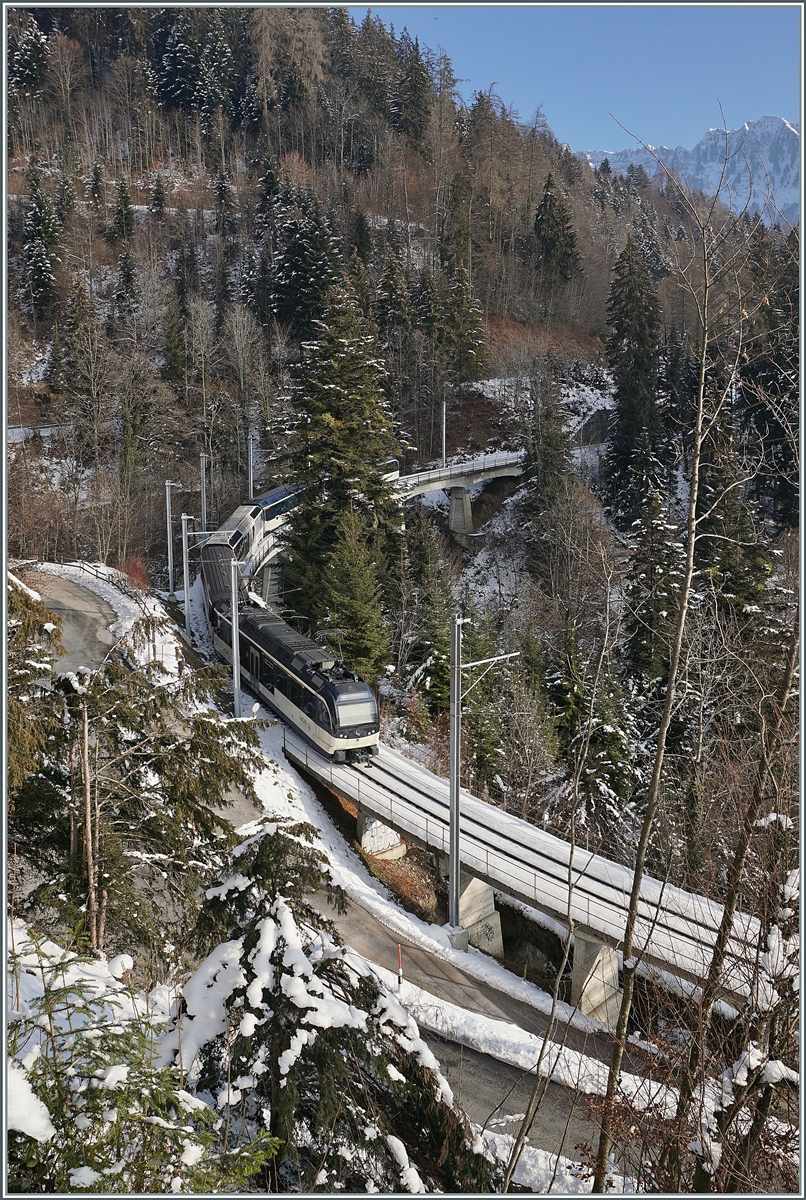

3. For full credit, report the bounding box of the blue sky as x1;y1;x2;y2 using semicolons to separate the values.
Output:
347;3;802;151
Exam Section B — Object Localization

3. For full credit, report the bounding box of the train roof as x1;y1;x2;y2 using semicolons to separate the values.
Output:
239;607;338;678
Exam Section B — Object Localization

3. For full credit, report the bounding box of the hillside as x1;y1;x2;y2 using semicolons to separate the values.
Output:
6;5;800;1194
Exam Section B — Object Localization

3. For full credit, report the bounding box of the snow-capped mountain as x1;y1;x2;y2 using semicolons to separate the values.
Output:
579;115;799;226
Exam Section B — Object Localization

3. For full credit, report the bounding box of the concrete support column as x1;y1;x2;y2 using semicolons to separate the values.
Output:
570;934;622;1027
458;874;503;958
357;812;406;860
448;486;473;545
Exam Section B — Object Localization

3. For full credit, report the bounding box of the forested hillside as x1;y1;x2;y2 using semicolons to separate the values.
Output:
7;7;799;1192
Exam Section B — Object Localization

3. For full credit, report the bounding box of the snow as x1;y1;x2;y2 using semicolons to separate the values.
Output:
69;1166;103;1187
8;570;42;602
7;1060;55;1142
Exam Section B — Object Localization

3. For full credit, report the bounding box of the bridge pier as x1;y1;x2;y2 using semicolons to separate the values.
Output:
570;934;622;1027
357;812;406;860
436;861;504;957
448;486;474;546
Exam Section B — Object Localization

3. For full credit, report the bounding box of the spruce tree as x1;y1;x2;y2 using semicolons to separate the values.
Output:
106;177;134;243
54;171;76;224
624;491;685;679
179;820;495;1194
533;172;582;288
113;245;138;317
24;160;60;250
282;285;400;625
87;159;104;208
323;508;390;680
605;234;662;519
393;32;432;153
271;191;341;340
520;356;573;566
9;13;48;100
24;237;56;320
149;173;166;214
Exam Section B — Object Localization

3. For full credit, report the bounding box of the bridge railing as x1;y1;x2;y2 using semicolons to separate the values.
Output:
396;450;525;493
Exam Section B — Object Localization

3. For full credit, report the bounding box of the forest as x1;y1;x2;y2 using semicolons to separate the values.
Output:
6;6;799;1194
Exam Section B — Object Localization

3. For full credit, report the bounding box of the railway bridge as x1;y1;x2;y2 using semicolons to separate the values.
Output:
283;728;759;1027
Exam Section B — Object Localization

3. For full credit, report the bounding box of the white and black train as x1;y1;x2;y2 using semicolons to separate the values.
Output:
199;485;380;763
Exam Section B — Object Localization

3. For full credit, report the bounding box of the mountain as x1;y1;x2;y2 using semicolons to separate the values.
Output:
579;115;799;226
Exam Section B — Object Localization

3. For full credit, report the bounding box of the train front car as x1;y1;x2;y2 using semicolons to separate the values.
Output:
236;608;380;763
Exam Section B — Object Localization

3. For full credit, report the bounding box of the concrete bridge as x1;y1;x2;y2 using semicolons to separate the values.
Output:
395;451;526;545
283;728;759;1028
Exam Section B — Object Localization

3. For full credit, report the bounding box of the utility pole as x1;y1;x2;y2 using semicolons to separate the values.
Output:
247;433;254;501
165;480;182;599
442;397;447;469
230;557;241;718
181;514;192;638
200;452;208;532
448;613;519;933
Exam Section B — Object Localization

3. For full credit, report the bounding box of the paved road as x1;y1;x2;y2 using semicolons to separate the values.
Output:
21;570;117;674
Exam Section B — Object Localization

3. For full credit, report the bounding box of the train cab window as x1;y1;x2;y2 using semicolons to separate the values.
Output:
336;692;378;729
287;680;303;709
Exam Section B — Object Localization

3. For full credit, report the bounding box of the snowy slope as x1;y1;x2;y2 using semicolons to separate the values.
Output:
579;115;800;225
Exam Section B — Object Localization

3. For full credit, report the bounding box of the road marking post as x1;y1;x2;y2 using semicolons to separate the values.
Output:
397;944;403;991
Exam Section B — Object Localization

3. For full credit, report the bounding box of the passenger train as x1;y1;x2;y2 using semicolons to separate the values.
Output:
199;483;381;763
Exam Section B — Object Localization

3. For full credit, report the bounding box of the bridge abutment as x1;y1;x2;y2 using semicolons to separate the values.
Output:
357;811;406;860
570;934;622;1027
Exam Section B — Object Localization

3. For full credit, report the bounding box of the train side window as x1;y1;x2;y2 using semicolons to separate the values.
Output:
287;680;303;709
315;698;331;730
261;655;275;688
274;670;288;697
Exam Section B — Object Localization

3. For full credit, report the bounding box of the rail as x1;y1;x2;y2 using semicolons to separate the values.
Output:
283;727;760;1003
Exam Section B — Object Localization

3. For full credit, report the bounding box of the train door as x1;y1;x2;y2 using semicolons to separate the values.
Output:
249;646;260;681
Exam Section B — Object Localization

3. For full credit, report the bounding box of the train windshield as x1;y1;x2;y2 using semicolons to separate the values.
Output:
335;692;378;729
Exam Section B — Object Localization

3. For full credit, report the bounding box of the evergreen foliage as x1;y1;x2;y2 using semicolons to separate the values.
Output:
624;491;685;679
177;820;494;1193
7;932;278;1192
282;284;400;625
105;177;134;244
270;190;341;340
149;173;166;214
605;234;662;518
533;172;582;285
323;508;391;681
54;172;77;224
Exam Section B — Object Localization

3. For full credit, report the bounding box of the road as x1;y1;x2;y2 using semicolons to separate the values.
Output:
21;569;117;673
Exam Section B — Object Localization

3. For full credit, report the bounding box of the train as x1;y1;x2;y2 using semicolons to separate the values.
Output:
199;483;381;763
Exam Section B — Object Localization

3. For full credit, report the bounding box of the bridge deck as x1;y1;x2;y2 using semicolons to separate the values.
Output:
283;729;759;1004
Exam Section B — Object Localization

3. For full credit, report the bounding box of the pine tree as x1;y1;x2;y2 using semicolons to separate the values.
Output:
605;234;662;518
106;177;134;244
323;508;390;680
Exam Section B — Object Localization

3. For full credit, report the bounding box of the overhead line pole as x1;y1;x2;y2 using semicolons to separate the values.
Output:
230;557;241;718
448;613;519;934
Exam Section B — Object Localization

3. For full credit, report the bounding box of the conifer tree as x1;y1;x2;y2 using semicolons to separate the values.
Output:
149;172;166;214
271;191;341;341
113;245;138;317
624;490;685;679
54;171;76;224
323;508;390;680
520;356;573;576
87;159;104;208
282;285;400;624
605;234;662;518
393;32;432;153
533;172;582;290
9;13;48;100
106;177;134;243
24;237;57;321
175;820;495;1194
24;160;60;250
